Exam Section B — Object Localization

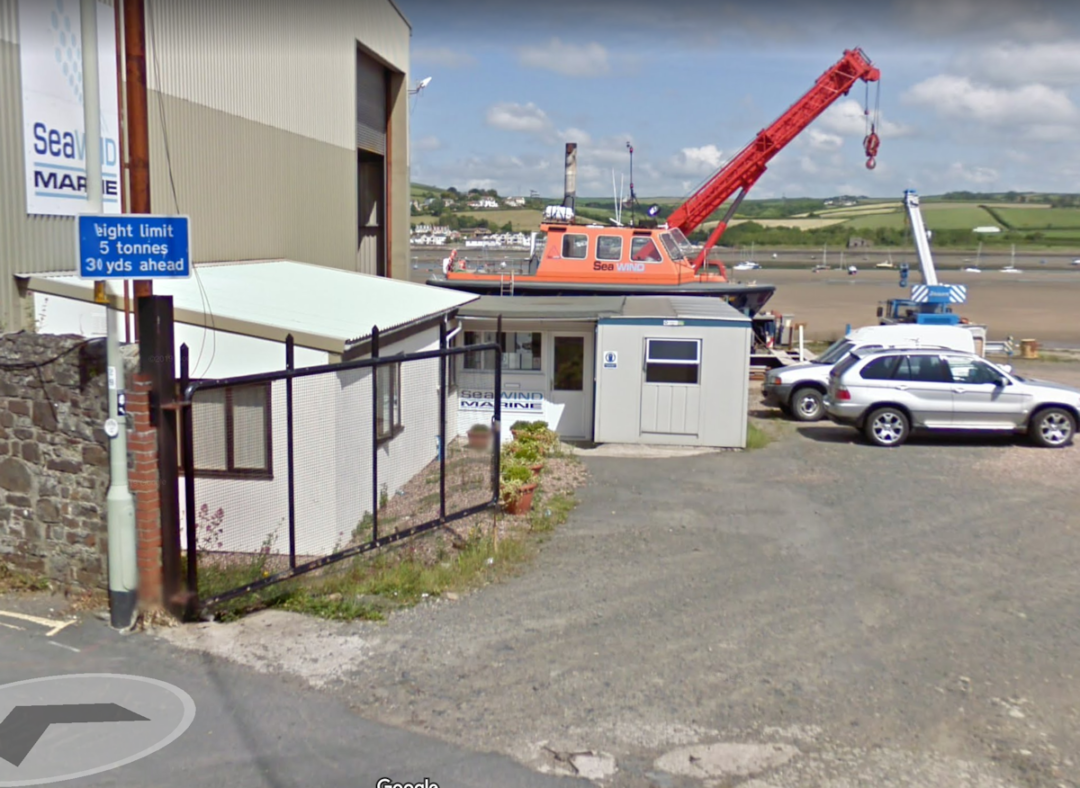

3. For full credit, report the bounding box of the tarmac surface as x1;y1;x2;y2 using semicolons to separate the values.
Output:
158;359;1080;787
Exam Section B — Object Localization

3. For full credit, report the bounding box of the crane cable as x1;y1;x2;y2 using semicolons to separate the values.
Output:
863;79;881;170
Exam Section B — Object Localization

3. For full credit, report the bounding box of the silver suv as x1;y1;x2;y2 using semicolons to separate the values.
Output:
824;348;1080;448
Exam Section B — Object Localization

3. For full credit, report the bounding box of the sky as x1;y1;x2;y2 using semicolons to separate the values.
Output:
395;0;1080;201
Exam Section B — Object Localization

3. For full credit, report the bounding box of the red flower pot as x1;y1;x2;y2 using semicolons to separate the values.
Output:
502;483;537;516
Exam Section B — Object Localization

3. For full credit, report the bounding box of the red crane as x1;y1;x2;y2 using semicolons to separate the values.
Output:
665;48;882;272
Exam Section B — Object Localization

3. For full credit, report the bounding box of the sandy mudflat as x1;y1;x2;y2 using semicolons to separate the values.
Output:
745;267;1080;346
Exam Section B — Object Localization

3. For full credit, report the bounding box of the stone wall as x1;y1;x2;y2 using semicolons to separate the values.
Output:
0;333;111;589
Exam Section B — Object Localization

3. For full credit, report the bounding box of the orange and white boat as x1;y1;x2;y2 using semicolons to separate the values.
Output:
427;217;777;315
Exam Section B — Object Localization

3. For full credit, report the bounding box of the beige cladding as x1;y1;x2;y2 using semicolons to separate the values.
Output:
0;0;411;329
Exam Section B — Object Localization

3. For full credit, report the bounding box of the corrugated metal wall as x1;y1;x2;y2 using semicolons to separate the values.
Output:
1;0;412;329
142;0;408;151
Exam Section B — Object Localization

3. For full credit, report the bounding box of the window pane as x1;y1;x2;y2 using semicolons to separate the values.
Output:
553;336;584;390
562;234;588;259
192;389;227;470
646;363;699;384
647;339;699;362
232;385;268;470
596;236;623;261
912;356;950;383
859;356;898;380
630;237;662;262
659;233;684;260
376;365;392;437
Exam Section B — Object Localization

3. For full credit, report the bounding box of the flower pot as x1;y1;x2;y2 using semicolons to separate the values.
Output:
502;483;538;516
467;430;491;450
530;463;544;478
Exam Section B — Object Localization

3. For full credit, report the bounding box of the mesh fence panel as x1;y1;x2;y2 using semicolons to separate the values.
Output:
183;342;501;606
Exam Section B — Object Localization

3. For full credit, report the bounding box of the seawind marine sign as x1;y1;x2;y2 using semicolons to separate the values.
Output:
19;0;122;217
78;215;192;278
459;390;544;412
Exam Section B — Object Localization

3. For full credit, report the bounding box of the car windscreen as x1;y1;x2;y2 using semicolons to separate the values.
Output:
818;339;854;365
830;353;861;380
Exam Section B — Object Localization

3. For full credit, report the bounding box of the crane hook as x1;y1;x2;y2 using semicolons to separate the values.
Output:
863;128;880;169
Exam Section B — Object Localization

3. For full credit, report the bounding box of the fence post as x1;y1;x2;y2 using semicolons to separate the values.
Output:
179;343;198;619
285;335;296;568
439;320;447;523
371;325;380;543
137;294;182;616
492;315;502;505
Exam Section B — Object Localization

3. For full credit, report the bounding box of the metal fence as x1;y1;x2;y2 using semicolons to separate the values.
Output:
178;325;503;612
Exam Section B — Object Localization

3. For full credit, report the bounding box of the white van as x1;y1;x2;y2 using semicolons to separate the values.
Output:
762;324;978;422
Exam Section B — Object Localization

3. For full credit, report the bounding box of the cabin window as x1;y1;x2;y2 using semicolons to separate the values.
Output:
644;339;701;384
630;237;663;262
660;233;686;261
596;236;623;261
375;362;403;441
562;234;589;259
463;331;543;372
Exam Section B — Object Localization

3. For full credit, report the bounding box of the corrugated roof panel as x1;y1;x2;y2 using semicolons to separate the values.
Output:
21;260;477;347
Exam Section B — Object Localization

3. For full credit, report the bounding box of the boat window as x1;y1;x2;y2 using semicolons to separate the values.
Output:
630;237;663;263
667;228;696;258
596;236;623;261
659;233;686;261
562;233;589;259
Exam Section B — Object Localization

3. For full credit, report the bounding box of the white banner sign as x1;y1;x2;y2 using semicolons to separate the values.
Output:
19;0;121;216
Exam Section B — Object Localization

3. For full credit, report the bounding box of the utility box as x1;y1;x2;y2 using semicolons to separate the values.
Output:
594;297;752;448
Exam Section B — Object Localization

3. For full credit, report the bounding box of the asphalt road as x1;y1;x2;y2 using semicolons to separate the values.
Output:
0;595;588;788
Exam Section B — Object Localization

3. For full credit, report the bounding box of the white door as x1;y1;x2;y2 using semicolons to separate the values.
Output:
548;334;591;439
640;338;702;436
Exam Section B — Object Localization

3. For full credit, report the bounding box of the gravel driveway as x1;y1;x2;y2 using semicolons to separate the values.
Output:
164;359;1080;788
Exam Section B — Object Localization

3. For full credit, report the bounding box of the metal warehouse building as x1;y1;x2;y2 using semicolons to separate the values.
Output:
0;0;412;330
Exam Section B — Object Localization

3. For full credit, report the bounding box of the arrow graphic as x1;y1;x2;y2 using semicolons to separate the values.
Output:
0;704;149;766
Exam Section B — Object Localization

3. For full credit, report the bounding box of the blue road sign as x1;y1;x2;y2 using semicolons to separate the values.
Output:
77;215;191;279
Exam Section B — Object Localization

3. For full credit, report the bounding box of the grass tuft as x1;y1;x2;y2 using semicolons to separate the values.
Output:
746;421;772;450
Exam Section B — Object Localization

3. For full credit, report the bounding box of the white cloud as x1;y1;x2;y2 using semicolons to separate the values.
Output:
817;99;915;139
955;40;1080;87
411;46;476;68
561;127;593;146
485;102;553;134
667;144;725;177
807;129;843;151
413;135;442;152
947;162;1000;185
903;74;1080;139
518;38;610;77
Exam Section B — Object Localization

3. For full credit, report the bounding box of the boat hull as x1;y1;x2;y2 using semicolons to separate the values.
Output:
427;275;776;316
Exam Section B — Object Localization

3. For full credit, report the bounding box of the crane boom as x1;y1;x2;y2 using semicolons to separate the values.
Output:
903;189;938;286
666;48;881;271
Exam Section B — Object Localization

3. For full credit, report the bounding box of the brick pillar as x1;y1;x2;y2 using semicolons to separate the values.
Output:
128;374;162;608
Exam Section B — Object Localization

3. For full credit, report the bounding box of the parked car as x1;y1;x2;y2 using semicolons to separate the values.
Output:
762;325;977;422
823;348;1080;448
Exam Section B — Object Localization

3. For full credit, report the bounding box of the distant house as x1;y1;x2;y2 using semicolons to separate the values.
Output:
504;196;526;207
468;198;499;209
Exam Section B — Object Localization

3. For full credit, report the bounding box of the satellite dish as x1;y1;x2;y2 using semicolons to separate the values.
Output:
647;204;660;217
418;77;432;90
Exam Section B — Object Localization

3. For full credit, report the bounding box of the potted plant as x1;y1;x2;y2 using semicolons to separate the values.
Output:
503;440;544;476
510;420;534;441
467;422;492;450
500;462;538;515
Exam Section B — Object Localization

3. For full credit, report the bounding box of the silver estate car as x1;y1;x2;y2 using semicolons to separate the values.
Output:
824;348;1080;448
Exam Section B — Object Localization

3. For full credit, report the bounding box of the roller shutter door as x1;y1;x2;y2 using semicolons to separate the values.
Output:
356;50;387;155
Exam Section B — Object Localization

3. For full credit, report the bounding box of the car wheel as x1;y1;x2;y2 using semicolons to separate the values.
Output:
791;387;824;422
1029;407;1075;448
864;407;909;448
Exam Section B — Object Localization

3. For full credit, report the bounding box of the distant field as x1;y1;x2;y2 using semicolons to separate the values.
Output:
730;218;847;230
843;204;998;230
994;207;1080;229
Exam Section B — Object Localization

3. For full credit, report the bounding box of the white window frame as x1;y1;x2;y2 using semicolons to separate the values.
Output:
644;338;701;385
